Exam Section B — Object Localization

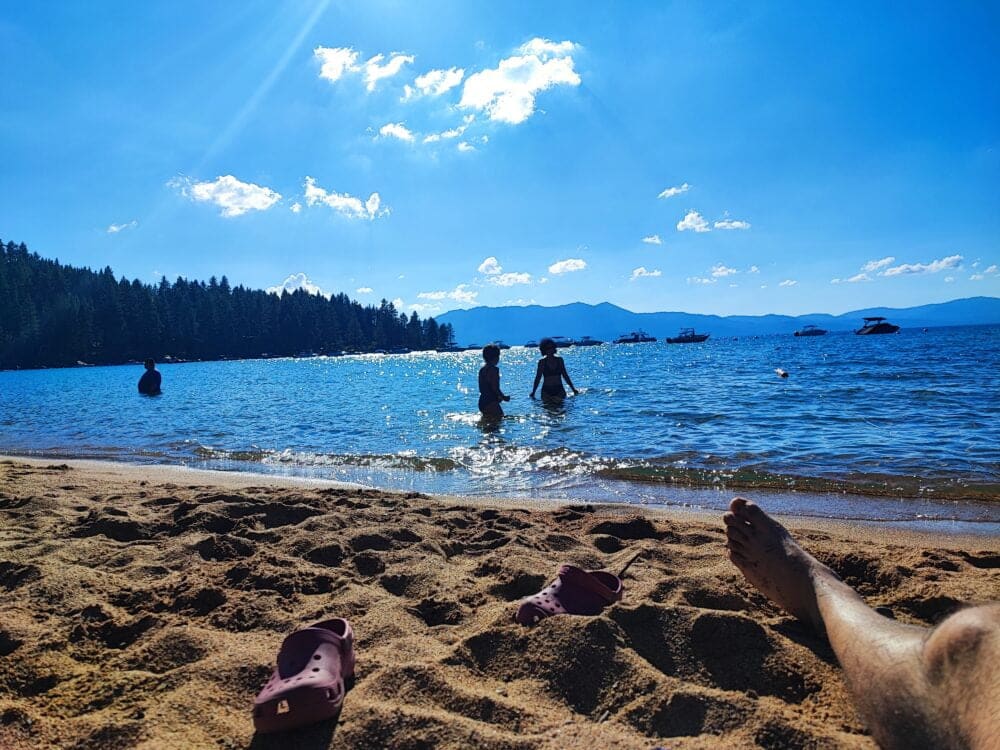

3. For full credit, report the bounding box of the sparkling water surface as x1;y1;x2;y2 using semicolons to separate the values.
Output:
2;326;998;529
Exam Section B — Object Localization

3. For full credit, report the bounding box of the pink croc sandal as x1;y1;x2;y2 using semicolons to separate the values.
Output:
515;565;624;625
253;618;355;734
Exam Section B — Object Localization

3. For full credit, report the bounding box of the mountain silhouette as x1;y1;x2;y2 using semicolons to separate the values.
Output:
436;297;1000;345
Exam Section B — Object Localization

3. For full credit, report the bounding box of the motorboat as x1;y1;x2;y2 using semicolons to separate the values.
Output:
665;328;710;344
855;316;900;335
574;336;604;347
524;340;539;348
551;336;574;348
794;324;827;337
493;341;512;350
613;330;657;344
435;345;465;353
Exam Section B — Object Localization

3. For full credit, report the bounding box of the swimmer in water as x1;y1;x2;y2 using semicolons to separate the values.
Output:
137;359;162;395
478;344;510;418
530;338;579;401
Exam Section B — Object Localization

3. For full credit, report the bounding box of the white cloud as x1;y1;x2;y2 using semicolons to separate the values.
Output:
314;47;360;82
423;114;474;143
478;257;502;275
314;47;413;91
490;272;532;286
945;276;956;283
503;298;537;306
630;267;662;280
714;219;751;230
711;264;738;277
459;37;580;124
457;141;475;152
641;234;662;245
290;202;302;213
378;122;415;142
861;256;895;272
687;276;717;285
831;272;872;284
107;220;137;233
171;175;281;217
970;264;998;281
417;284;478;305
779;279;798;287
407;67;464;99
303;176;388;221
658;183;690;199
407;302;440;314
748;265;760;274
356;286;373;294
391;297;405;310
881;254;962;277
548;258;587;275
363;53;414;91
267;273;326;297
677;210;710;233
518;38;579;58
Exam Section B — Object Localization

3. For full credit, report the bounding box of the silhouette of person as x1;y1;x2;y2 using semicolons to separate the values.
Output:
138;359;162;395
478;345;510;418
531;338;579;401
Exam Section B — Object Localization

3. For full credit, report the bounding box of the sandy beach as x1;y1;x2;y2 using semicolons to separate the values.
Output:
1;456;997;749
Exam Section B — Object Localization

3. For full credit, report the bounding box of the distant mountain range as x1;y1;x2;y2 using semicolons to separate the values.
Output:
436;297;1000;345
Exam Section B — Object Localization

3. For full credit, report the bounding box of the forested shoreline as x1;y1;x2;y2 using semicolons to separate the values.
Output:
0;239;454;370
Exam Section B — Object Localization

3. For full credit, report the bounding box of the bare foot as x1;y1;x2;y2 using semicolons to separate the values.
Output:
723;497;837;632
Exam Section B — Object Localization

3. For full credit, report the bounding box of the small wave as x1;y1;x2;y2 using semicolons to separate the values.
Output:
192;445;458;472
190;444;1000;502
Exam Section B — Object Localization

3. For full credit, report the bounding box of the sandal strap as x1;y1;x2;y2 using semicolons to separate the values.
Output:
557;564;621;604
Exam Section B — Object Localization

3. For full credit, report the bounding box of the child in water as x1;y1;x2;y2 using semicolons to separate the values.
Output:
478;344;511;418
530;338;579;400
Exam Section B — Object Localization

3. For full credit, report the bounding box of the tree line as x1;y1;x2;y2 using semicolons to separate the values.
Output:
0;239;455;369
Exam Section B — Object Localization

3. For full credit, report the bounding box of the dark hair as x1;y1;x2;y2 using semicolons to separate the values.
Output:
482;344;501;362
144;358;156;369
539;338;556;354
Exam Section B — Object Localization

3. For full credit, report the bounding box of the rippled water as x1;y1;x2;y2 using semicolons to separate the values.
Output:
2;325;998;526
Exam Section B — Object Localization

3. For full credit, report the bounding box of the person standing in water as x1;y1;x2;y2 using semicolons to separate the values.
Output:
137;359;162;395
530;338;579;401
478;344;510;418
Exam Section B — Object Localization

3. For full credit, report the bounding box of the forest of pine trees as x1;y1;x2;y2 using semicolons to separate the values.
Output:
0;239;455;370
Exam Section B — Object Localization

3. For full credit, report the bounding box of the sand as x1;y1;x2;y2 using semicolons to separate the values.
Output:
1;457;997;749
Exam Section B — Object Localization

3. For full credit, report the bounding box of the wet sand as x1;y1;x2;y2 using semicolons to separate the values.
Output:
1;457;997;749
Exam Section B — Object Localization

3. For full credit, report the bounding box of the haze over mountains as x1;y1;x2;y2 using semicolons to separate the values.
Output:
436;297;1000;345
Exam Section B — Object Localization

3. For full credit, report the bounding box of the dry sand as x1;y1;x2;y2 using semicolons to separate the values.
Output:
1;457;997;749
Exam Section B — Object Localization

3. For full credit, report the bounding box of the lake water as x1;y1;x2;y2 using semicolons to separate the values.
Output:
2;326;998;531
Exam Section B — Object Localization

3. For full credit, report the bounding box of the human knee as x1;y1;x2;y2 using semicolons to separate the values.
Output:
923;605;1000;685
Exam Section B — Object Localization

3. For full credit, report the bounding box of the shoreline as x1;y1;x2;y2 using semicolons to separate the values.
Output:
1;456;998;748
4;454;998;545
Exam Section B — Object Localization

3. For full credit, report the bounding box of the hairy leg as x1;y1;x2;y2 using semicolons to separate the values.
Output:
724;497;999;750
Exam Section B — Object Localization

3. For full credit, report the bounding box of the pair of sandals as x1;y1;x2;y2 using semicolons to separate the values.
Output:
253;562;630;733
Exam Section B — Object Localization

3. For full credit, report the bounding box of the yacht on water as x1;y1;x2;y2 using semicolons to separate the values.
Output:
613;330;657;344
855;316;900;335
794;324;827;337
665;328;710;344
574;336;604;346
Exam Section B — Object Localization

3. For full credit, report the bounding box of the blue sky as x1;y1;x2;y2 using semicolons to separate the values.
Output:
1;1;997;316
